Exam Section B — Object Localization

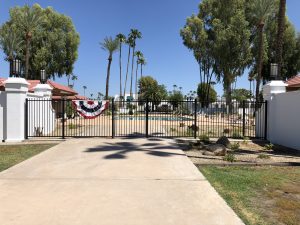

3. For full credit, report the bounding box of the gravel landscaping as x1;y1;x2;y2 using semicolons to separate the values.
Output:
178;138;300;166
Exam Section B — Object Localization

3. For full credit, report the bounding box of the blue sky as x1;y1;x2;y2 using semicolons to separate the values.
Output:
0;0;300;97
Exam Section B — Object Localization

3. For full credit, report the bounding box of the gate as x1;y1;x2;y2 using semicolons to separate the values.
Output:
25;99;267;139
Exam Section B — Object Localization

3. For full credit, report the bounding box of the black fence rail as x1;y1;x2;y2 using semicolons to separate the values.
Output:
25;99;267;139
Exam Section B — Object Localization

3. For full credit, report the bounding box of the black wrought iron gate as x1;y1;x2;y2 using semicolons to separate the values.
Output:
25;99;267;139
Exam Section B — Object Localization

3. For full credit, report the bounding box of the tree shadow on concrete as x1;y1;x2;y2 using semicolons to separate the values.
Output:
84;140;185;159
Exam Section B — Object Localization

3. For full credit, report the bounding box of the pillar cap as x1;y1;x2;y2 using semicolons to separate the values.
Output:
4;77;29;86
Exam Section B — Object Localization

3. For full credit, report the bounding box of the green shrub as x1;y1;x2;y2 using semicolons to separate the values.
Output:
170;128;177;132
243;137;250;145
232;131;243;139
230;142;240;151
257;154;270;159
199;134;210;143
223;153;236;162
264;143;274;151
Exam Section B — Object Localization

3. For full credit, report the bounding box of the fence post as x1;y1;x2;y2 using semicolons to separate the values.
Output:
62;99;65;139
25;98;28;139
194;99;197;139
112;98;115;138
264;101;268;140
242;100;246;137
146;99;149;138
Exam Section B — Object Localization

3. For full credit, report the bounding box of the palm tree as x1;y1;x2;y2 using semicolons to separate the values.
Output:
128;29;142;97
275;0;286;79
0;27;23;62
138;56;146;78
97;92;104;100
16;5;42;79
71;74;78;87
173;85;177;91
116;33;126;100
123;36;133;97
134;50;143;95
251;0;275;102
90;93;93;99
83;86;87;97
100;36;119;100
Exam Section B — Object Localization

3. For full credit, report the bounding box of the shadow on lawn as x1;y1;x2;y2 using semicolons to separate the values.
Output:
84;139;184;159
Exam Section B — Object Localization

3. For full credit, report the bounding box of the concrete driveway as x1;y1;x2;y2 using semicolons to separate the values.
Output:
0;138;244;225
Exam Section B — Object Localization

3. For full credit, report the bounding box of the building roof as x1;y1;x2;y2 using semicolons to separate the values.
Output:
0;78;78;96
286;75;300;87
52;95;87;100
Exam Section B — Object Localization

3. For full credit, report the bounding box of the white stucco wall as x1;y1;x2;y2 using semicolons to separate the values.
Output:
268;91;300;150
0;91;6;141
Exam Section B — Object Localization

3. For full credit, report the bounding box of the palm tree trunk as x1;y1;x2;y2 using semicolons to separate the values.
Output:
119;44;122;100
123;46;131;97
135;61;139;96
105;56;112;100
275;0;286;80
140;64;143;78
25;36;31;79
224;77;232;113
130;45;135;97
256;24;264;103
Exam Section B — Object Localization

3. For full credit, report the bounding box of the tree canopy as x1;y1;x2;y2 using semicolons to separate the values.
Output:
197;83;217;103
0;4;80;79
138;76;167;104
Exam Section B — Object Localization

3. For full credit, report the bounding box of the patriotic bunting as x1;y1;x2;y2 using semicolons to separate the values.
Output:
72;100;109;119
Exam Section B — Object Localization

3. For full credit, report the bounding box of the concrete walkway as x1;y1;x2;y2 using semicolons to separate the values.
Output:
0;138;244;225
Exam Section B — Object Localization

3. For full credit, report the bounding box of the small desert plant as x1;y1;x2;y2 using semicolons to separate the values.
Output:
264;143;274;151
230;142;240;151
243;137;250;145
232;131;243;139
223;153;236;162
257;154;270;159
199;134;210;143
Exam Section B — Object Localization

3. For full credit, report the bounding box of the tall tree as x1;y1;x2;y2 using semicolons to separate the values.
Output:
134;50;143;96
12;5;42;78
0;25;23;62
71;74;78;88
100;36;119;100
138;56;146;78
128;29;142;97
123;36;132;97
0;4;80;79
249;0;275;102
116;33;126;99
275;0;286;79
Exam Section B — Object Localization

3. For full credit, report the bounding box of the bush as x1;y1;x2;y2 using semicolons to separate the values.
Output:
243;137;250;145
264;143;274;151
223;153;236;162
232;131;243;139
199;134;210;143
230;142;240;151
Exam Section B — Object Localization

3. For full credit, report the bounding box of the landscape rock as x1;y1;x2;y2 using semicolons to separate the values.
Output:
205;144;227;156
216;136;231;148
202;151;215;156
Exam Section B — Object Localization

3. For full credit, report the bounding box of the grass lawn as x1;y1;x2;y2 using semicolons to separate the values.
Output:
0;144;56;172
199;166;300;225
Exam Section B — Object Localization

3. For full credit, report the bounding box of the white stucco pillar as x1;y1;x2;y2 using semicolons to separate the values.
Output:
4;78;29;142
261;80;288;141
33;83;53;98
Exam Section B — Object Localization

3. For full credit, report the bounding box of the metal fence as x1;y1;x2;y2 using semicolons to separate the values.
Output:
25;99;267;139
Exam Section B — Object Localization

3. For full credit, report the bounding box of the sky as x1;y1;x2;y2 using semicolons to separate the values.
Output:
0;0;300;97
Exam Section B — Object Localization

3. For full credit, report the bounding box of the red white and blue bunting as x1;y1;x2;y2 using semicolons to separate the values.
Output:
72;100;109;119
